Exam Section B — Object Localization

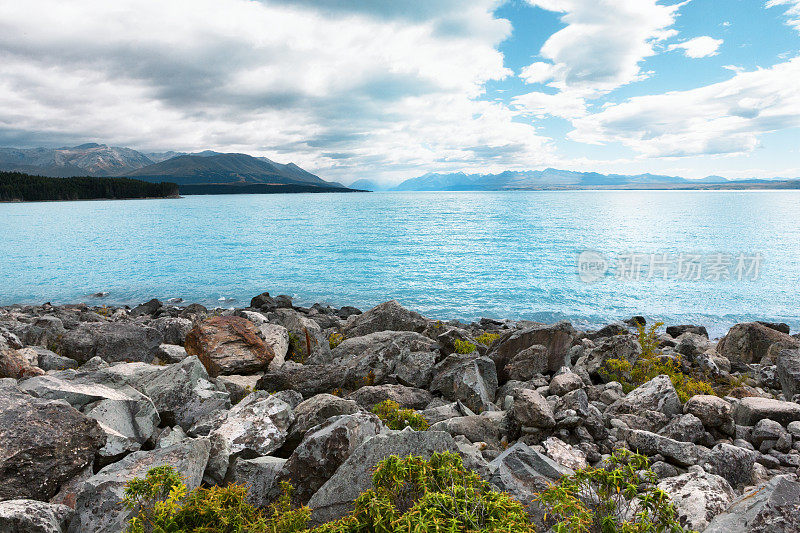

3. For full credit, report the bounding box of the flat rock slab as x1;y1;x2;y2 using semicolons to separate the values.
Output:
735;397;800;426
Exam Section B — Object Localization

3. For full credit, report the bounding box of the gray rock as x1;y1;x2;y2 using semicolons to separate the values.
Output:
260;323;289;370
216;374;261;404
0;386;106;502
684;395;734;433
346;384;432;410
578;334;640;380
226;456;286;508
307;430;465;524
150;317;192;345
549;371;584;396
257;361;347;398
752;419;789;448
735;397;800;426
489;321;576;380
511;388;556;428
206;392;294;484
607;375;682;418
69;439;211;533
56;322;162;364
776;347;800;399
503;344;548;381
625;429;707;467
0;499;73;533
342;300;429;338
717;322;799;367
270;308;330;364
666;325;709;338
281;412;384;503
130;298;162;318
283;394;360;453
27;347;78;371
703;474;800;533
430;415;500;444
656;467;735;531
429;353;498;413
420;401;475;425
487;442;573;502
543;437;587;470
703;443;756;488
154;426;187;449
154;344;188;363
659;414;705;444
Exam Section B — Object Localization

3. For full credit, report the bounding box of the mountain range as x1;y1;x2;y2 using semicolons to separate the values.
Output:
0;144;348;191
389;169;800;191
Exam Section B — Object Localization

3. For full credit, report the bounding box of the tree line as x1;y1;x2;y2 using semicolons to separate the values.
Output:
0;171;179;202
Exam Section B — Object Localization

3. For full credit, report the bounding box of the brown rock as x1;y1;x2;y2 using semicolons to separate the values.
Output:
0;348;44;379
717;322;799;367
185;316;273;377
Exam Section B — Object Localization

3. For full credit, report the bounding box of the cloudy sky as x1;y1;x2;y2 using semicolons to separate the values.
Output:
1;0;799;184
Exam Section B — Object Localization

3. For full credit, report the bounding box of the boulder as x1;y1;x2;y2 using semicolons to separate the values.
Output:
0;346;43;379
330;331;437;388
0;387;106;502
69;439;211;533
307;430;465;524
684;395;734;433
543;437;587;470
717;322;799;366
503;344;548;381
489;321;576;380
129;298;162;318
346;384;433;410
666;324;708;338
658;413;705;444
216;374;261;404
429;415;500;445
656;467;735;531
150;317;192;345
257;362;347;398
703;474;800;533
429;353;498;413
607;375;682;418
259;323;289;370
280;412;384;503
269;309;330;365
31;347;79;371
206;392;293;484
420;401;475;425
342;300;428;337
549;370;584;396
488;442;574;502
703;443;756;488
226;456;286;508
19;374;159;461
511;389;556;429
0;499;73;533
579;334;641;380
185;316;273;377
625;429;706;467
735;397;800;426
283;394;360;453
155;343;188;363
776;347;800;399
56;322;162;364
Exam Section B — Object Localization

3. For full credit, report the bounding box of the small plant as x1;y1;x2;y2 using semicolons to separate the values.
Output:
453;338;477;354
372;399;429;431
601;321;717;403
475;331;501;346
287;332;304;363
317;452;535;533
122;465;311;533
328;332;344;349
535;449;691;533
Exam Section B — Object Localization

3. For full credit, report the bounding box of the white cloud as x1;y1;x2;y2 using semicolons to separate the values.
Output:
512;91;587;120
668;36;723;58
569;57;800;157
0;0;555;183
766;0;800;32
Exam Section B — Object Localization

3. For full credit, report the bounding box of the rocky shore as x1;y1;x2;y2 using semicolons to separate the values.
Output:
2;294;800;532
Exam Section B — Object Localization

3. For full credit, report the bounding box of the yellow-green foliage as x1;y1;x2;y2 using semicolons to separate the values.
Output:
287;332;304;363
123;465;311;533
371;399;429;431
317;452;535;533
475;331;501;346
328;332;344;349
601;321;717;403
535;449;692;533
453;339;477;354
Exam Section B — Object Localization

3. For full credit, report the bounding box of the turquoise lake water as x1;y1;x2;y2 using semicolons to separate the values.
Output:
2;190;799;337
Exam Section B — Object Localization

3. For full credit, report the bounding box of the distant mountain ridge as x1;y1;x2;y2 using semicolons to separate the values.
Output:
393;168;799;191
0;144;347;190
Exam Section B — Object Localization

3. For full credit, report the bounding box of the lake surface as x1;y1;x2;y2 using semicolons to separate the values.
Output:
2;190;799;337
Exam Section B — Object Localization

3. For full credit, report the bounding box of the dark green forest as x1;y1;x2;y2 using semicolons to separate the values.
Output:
0;171;179;202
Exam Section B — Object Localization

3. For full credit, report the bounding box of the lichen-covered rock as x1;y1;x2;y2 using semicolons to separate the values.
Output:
280;412;384;503
656;467;735;531
283;393;360;453
226;456;286;508
0;386;106;502
543;437;587;470
150;317;192;345
0;499;73;533
185;316;273;377
684;395;734;433
69;439;211;533
56;322;162;364
256;361;347;398
511;388;556;428
703;474;800;533
342;300;428;337
776;347;800;399
488;441;573;503
703;443;756;488
429;353;498;413
625;429;707;467
346;383;432;410
734;397;800;426
489;321;576;380
549;370;584;396
430;415;500;445
717;322;799;367
607;375;682;418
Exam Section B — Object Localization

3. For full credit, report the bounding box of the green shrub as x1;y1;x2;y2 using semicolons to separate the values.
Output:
535;449;691;533
371;399;429;431
328;332;344;349
123;465;310;533
475;331;501;346
453;338;477;354
601;321;717;403
317;452;535;533
287;332;303;362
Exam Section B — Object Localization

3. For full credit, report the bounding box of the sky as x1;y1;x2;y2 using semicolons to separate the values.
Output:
0;0;799;185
